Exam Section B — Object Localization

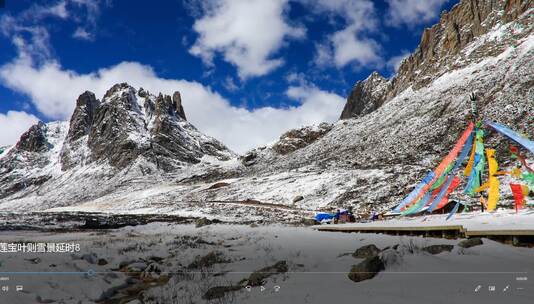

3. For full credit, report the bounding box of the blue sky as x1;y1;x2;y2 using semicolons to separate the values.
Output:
0;0;456;152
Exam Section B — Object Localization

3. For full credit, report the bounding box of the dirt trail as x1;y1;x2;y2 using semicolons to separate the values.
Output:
153;199;307;211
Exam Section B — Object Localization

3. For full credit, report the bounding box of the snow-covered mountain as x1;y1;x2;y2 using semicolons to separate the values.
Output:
0;0;532;219
0;83;234;210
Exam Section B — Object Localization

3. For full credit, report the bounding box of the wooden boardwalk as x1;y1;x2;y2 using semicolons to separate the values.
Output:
314;224;534;246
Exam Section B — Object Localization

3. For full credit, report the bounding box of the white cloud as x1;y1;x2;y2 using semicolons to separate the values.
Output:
285;84;345;123
0;111;40;147
285;72;307;85
72;27;93;41
21;1;70;20
44;1;70;19
0;0;101;62
385;0;449;28
70;0;101;37
313;42;333;66
0;59;344;153
386;50;411;73
307;0;382;68
330;28;381;67
222;76;239;92
189;0;305;79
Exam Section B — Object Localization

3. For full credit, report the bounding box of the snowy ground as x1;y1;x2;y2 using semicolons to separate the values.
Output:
0;222;533;304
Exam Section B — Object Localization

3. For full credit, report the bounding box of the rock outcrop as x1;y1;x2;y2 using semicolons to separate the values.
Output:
272;122;333;155
348;255;385;282
16;122;49;152
172;91;187;120
88;83;148;169
61;91;100;170
1;122;66;200
66;91;100;142
340;72;388;119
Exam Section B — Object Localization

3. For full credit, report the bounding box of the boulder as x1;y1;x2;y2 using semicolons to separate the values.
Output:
272;123;333;154
81;253;98;264
348;255;384;282
203;285;242;300
352;244;381;259
458;238;483;248
195;217;213;228
293;195;304;203
207;182;230;190
241;151;258;166
422;244;454;255
247;261;288;286
188;251;229;269
125;262;148;272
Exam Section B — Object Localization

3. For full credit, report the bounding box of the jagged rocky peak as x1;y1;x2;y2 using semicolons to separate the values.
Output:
60;82;233;171
138;88;186;121
60;91;100;170
66;91;100;142
173;91;187;120
101;82;140;112
138;88;155;121
16;121;49;152
154;93;176;118
138;87;149;98
153;92;187;121
87;83;148;169
340;71;388;120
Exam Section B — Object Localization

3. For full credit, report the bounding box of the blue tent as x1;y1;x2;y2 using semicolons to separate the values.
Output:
315;213;334;222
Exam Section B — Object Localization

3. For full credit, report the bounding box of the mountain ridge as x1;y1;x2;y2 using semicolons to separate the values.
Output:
0;84;234;204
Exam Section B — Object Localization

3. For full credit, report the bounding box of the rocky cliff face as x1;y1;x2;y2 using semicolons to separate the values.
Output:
16;122;49;152
341;0;532;119
388;0;531;100
87;83;150;169
340;72;388;119
66;91;100;142
60;91;100;170
172;91;187;121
